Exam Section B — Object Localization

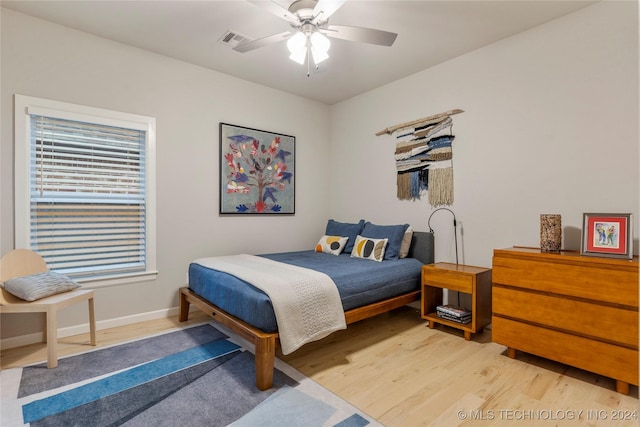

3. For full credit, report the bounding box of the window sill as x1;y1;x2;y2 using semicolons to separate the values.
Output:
77;270;159;289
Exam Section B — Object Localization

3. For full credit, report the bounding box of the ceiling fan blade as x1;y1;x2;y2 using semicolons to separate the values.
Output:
311;0;346;25
247;0;300;25
233;31;293;53
324;25;397;46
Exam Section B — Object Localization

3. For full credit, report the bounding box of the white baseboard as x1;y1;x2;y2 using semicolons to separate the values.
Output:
1;332;45;351
1;306;185;350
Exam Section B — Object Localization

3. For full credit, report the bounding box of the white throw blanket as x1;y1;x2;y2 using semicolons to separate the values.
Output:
193;255;346;355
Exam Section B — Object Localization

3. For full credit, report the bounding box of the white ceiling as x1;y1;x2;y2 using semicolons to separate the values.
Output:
2;0;596;105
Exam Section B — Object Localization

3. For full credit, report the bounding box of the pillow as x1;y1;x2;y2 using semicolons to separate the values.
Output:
361;222;410;260
399;226;414;259
315;235;349;256
2;271;80;302
325;219;365;253
351;235;388;262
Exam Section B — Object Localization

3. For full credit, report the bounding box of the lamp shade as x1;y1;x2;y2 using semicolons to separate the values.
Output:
287;32;307;65
310;32;330;64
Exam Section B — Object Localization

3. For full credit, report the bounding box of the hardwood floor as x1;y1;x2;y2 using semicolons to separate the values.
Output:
281;307;639;426
2;307;638;426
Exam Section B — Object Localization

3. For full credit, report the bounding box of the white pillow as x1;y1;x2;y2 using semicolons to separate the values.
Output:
315;235;349;255
2;271;80;301
351;235;388;262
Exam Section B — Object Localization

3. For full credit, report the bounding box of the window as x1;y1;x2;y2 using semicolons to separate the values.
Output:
15;95;157;287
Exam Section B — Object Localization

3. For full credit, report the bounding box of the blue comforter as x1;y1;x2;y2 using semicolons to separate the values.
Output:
188;250;423;333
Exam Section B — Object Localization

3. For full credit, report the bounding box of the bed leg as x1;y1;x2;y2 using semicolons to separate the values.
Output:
179;289;190;322
255;335;276;390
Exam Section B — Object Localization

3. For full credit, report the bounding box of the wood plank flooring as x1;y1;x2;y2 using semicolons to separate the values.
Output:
281;307;639;426
2;307;638;426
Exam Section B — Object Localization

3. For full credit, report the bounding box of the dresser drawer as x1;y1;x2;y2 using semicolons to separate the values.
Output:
492;255;638;307
423;268;472;293
492;316;639;386
493;285;639;348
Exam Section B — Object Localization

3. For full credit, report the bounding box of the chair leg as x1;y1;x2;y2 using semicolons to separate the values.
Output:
42;312;48;343
46;309;58;369
88;297;97;346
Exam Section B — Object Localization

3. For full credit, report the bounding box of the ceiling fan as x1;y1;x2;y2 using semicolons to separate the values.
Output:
234;0;398;73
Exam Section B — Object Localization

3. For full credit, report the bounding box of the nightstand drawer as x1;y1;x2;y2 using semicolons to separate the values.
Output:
423;269;473;293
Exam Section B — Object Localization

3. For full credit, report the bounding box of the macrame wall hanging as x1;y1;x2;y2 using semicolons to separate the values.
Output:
376;109;464;206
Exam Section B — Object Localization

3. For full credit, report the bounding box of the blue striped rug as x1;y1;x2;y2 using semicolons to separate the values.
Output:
1;323;380;427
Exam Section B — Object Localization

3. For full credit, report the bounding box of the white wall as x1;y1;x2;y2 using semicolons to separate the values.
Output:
0;8;331;339
329;0;639;268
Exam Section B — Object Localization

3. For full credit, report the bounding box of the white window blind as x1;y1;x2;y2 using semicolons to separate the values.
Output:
29;115;147;278
15;95;157;286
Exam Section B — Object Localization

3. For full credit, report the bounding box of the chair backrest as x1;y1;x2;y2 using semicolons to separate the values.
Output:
0;249;49;305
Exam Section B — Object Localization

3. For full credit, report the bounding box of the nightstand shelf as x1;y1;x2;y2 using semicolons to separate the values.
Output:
421;263;492;340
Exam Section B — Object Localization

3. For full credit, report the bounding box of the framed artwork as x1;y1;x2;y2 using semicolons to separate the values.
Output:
219;123;295;214
581;213;633;259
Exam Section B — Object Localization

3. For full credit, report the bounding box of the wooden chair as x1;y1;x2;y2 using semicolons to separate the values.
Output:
0;249;96;368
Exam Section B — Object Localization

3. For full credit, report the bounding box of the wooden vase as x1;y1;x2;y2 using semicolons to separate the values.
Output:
540;214;562;252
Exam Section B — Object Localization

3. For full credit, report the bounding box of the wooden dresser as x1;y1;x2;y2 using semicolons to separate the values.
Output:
492;247;639;394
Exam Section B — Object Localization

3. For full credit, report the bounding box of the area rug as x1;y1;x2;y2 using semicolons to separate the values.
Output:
0;322;381;427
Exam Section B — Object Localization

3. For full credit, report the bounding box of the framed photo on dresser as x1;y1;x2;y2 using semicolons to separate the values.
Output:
581;213;633;259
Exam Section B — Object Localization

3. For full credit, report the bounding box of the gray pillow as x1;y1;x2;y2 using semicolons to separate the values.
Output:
361;222;410;260
2;271;80;301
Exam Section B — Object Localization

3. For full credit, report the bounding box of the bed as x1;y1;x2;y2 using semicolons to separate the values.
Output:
179;223;434;390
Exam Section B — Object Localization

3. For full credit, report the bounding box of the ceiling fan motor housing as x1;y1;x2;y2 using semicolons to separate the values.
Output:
288;0;318;20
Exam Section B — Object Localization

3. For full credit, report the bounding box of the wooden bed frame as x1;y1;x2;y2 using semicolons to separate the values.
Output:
179;287;419;390
178;231;434;390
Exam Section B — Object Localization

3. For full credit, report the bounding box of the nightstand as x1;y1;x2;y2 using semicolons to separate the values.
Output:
421;262;492;340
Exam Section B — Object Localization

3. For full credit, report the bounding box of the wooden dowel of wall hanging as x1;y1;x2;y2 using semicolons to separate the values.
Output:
375;109;464;136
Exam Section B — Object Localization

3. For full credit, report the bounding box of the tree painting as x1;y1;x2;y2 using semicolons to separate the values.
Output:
220;124;295;214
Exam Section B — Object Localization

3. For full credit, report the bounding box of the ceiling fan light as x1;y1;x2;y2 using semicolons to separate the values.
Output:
287;31;307;65
287;31;307;54
310;32;330;64
310;32;330;53
289;48;307;65
311;47;329;64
